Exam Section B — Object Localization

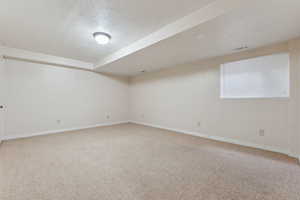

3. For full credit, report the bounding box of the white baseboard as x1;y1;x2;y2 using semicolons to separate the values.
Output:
3;121;129;141
130;121;298;158
3;120;299;161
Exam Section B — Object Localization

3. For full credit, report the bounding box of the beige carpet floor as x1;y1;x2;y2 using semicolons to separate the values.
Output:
0;123;300;200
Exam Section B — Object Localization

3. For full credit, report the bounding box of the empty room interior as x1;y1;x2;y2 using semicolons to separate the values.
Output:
1;0;300;199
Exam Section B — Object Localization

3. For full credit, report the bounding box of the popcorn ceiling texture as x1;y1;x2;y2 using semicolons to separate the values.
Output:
0;123;300;200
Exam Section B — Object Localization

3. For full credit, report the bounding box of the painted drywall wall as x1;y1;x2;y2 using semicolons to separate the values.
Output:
0;57;5;141
130;41;300;156
288;39;300;156
1;40;299;158
3;59;129;139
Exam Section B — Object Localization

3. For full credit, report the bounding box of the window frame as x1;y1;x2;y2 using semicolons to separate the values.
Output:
220;53;290;99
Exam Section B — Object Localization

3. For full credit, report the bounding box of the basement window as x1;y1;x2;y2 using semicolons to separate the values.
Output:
220;53;290;99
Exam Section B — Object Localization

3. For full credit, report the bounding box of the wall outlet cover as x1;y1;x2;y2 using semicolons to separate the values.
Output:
259;129;265;136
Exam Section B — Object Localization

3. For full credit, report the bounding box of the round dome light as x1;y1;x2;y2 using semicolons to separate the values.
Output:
93;32;111;45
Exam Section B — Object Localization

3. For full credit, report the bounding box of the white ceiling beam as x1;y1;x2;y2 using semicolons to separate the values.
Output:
0;46;94;70
94;0;245;70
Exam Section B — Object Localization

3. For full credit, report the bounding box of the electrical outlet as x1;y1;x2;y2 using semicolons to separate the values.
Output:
106;115;110;119
56;120;61;124
259;129;265;136
197;122;201;127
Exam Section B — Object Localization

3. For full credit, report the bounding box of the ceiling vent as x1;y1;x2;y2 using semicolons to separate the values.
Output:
233;46;248;51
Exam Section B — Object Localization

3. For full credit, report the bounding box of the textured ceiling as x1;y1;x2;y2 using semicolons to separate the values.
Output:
0;0;214;62
1;0;300;76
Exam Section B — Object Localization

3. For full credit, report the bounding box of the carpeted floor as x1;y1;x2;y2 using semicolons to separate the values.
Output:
0;123;299;200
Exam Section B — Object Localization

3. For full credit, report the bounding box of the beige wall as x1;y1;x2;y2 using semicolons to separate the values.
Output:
2;59;129;139
0;57;5;141
1;40;299;157
130;41;300;157
289;39;300;156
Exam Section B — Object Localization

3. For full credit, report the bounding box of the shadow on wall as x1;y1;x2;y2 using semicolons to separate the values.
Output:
5;56;129;85
130;41;289;84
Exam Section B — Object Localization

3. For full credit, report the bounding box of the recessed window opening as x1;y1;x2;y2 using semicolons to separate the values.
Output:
220;53;290;99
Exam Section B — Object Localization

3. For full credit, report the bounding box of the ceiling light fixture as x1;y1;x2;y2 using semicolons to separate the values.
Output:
93;32;111;45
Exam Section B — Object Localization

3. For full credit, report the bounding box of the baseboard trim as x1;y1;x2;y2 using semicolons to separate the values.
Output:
3;121;129;141
130;121;297;158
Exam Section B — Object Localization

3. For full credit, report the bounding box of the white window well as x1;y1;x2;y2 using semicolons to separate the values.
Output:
220;53;290;99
